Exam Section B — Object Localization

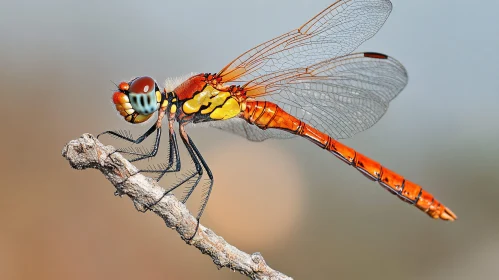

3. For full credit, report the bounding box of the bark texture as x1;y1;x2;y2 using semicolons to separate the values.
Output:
62;134;291;280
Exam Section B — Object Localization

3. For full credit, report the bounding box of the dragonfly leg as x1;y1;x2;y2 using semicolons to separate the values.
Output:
143;124;213;241
97;125;161;162
140;125;181;181
181;132;214;241
186;134;214;220
141;124;202;206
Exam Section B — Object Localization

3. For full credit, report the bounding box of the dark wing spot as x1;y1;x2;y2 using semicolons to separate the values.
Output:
364;52;388;59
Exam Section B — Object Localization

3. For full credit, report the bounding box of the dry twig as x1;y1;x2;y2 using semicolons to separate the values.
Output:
61;133;291;280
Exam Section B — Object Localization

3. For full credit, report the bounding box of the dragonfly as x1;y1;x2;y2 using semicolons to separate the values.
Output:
99;0;456;239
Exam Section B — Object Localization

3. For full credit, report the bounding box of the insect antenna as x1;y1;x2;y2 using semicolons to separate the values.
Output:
110;80;119;89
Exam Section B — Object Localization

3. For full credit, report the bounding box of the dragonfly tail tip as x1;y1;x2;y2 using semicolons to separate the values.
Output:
440;207;457;221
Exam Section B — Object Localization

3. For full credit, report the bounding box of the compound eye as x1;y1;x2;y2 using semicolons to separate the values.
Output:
128;76;159;115
129;76;155;94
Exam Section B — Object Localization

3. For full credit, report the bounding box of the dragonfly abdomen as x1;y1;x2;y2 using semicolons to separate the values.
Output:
243;100;456;221
243;100;304;132
327;139;456;221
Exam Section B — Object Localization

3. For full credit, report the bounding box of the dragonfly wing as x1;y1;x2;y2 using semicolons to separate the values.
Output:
245;52;408;139
204;53;407;141
218;0;393;83
206;118;296;142
270;53;407;139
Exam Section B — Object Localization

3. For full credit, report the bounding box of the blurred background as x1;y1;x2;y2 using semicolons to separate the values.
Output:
1;0;498;279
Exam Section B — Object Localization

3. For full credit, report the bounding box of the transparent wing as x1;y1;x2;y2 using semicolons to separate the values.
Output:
209;52;407;140
255;53;407;139
217;0;393;83
207;118;295;142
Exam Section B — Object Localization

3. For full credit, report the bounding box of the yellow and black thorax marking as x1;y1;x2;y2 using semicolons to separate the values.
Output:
180;85;242;121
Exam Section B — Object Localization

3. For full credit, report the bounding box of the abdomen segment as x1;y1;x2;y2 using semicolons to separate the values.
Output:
243;100;457;221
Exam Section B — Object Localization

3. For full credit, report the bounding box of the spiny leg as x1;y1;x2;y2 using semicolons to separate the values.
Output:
140;125;181;181
97;124;161;162
98;123;156;144
187;135;214;221
143;124;211;240
143;124;204;210
95;126;159;188
117;128;161;162
170;128;212;240
182;134;214;241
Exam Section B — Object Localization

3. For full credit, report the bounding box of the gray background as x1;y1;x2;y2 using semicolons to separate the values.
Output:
1;0;498;279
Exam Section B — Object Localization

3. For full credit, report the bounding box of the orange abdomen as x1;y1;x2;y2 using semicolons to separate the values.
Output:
243;100;456;221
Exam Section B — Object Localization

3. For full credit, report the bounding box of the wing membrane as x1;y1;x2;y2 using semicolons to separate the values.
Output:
261;53;408;139
207;118;295;142
211;53;407;140
218;0;393;84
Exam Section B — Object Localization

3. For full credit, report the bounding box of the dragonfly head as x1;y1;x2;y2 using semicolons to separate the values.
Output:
112;76;161;123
